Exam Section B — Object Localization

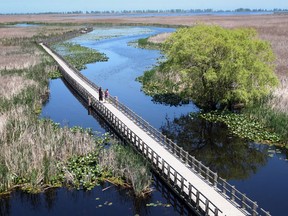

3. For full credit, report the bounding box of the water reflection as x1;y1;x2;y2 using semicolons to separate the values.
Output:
0;179;195;216
160;114;269;180
0;195;10;216
151;93;189;107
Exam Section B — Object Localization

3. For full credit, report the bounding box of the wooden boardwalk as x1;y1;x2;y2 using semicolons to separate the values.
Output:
40;43;270;216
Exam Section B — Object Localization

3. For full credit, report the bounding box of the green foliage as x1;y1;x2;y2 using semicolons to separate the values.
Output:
198;111;281;144
244;104;288;145
136;37;162;49
64;152;105;190
140;25;279;110
53;42;108;70
48;69;62;79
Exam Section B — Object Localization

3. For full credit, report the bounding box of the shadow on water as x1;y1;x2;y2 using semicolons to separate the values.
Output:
160;114;269;180
151;93;190;107
61;77;113;134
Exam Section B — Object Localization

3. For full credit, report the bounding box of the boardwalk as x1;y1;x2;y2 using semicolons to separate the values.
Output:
40;43;270;216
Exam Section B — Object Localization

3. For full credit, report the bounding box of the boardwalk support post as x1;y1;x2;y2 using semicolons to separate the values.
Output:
185;151;189;166
205;200;209;215
206;167;210;181
215;208;219;216
214;173;218;188
196;191;200;209
162;159;165;176
181;177;184;195
231;186;236;203
242;194;246;210
252;202;258;216
174;171;177;187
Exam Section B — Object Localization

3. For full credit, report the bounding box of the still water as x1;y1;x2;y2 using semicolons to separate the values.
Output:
4;26;287;216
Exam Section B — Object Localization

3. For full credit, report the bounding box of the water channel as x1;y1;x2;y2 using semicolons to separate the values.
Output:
1;26;287;216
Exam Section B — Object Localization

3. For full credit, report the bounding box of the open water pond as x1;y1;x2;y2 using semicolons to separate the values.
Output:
19;26;288;216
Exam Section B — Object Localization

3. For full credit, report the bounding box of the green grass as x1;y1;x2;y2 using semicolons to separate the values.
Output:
136;37;162;50
243;105;288;145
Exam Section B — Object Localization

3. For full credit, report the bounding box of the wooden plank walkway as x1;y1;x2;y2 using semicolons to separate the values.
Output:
40;43;266;216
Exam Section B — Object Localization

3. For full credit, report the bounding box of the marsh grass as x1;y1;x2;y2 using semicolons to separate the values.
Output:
0;107;101;193
0;75;37;99
99;142;152;197
268;77;288;113
147;32;170;44
244;102;288;145
0;25;153;196
0;25;105;194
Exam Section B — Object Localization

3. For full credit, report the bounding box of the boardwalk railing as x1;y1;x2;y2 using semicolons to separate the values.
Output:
43;43;271;216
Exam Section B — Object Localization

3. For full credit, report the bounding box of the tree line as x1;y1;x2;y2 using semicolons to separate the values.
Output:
1;8;288;15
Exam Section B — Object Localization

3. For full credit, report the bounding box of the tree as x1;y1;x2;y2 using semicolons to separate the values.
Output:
144;25;279;110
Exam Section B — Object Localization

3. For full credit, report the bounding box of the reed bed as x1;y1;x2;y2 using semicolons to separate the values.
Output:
0;24;153;194
148;32;170;43
0;75;37;99
268;77;288;113
99;143;152;197
0;24;102;193
0;105;100;193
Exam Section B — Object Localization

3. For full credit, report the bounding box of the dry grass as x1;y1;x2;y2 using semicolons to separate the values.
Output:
0;45;43;70
268;78;288;113
0;26;78;70
0;114;7;136
0;27;38;39
0;24;97;192
0;75;37;99
1;14;287;75
148;32;171;43
0;105;98;191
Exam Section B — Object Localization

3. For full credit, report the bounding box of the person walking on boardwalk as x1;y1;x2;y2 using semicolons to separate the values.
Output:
99;87;103;102
104;89;109;102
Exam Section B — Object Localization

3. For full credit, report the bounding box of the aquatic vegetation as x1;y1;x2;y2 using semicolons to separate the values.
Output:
53;42;108;71
48;69;62;79
146;201;171;207
63;152;105;190
198;111;281;144
244;104;288;145
99;142;152;197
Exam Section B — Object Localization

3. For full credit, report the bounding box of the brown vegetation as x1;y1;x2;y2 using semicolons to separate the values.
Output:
268;77;288;113
0;24;96;193
1;14;287;74
0;75;37;99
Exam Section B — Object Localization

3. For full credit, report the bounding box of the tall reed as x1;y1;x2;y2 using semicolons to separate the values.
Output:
99;142;152;197
0;105;101;193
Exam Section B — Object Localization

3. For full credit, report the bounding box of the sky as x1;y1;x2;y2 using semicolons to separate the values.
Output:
0;0;288;14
